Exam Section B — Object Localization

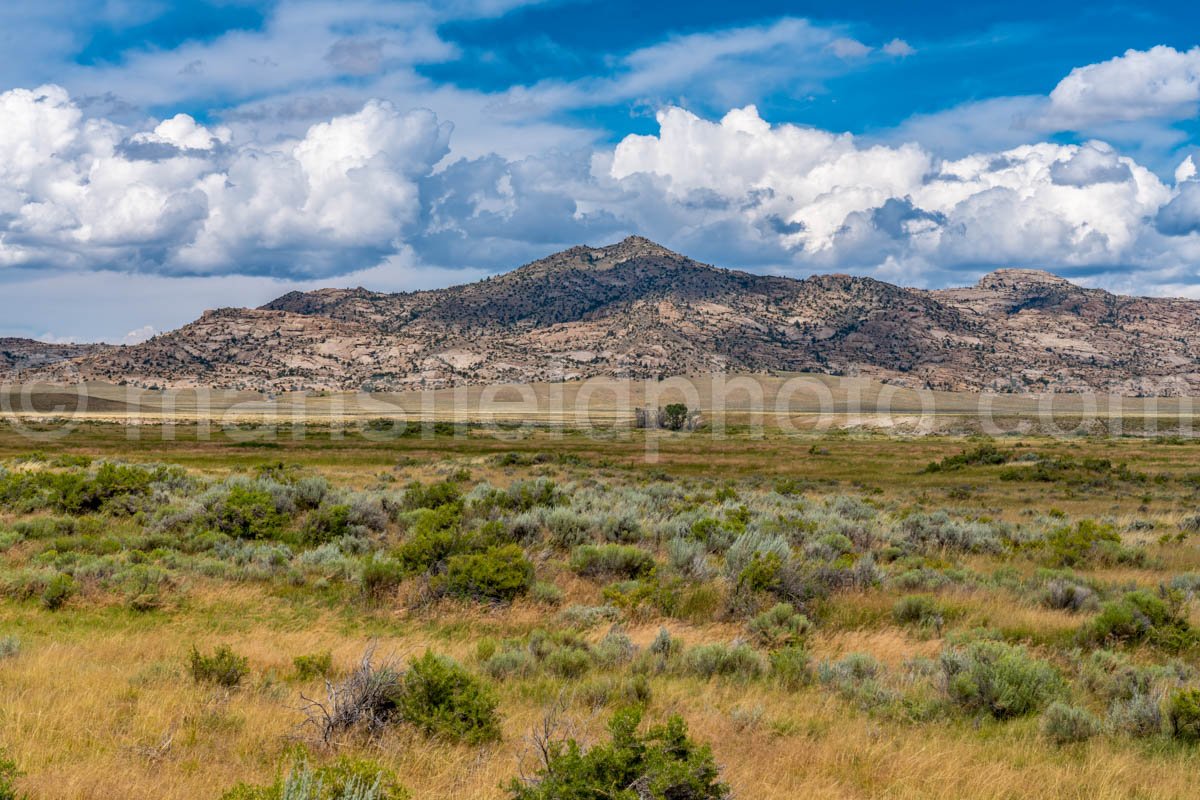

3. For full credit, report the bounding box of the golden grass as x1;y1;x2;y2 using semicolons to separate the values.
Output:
8;604;1200;800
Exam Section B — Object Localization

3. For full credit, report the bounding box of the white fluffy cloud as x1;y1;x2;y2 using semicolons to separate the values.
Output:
1047;45;1200;127
3;85;1200;295
607;106;1188;283
0;86;450;277
130;114;231;151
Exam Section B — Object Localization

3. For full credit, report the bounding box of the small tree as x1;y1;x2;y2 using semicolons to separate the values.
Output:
661;403;690;431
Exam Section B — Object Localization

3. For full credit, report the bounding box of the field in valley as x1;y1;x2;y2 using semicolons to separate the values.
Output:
3;415;1200;798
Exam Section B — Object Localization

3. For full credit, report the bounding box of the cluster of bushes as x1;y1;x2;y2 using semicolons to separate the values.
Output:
812;640;1066;725
0;461;188;516
1081;590;1197;651
1038;520;1144;568
3;455;1173;632
923;444;1011;473
480;627;638;681
364;489;539;603
891;512;1006;555
507;707;728;800
302;649;500;746
223;707;732;800
570;544;656;579
999;456;1146;487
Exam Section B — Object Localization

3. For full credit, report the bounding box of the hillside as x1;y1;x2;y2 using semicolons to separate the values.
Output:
0;338;105;376
9;237;1200;394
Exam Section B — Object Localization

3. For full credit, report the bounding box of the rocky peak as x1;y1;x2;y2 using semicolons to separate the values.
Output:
606;235;680;260
975;268;1074;292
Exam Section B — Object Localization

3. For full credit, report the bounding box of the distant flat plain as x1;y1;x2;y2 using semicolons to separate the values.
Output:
4;375;1200;437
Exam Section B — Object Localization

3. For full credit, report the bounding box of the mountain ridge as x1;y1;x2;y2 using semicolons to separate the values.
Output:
8;237;1200;395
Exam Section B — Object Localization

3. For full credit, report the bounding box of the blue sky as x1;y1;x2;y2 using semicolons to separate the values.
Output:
1;0;1200;342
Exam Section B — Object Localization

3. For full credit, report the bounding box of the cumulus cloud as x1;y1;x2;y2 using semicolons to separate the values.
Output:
1047;45;1200;127
130;114;231;151
4;84;1200;297
0;86;450;278
607;105;1181;283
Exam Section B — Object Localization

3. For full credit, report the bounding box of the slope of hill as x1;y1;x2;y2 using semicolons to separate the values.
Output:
0;338;107;377
10;237;1200;394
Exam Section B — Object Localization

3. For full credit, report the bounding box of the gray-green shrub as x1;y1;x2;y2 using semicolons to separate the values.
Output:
682;642;766;680
569;544;655;579
1041;702;1101;744
940;641;1063;719
748;603;812;648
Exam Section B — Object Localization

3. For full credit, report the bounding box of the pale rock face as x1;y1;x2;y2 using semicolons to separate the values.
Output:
10;237;1200;395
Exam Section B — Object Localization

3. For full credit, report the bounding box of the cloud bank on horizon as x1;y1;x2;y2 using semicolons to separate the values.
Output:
2;0;1200;342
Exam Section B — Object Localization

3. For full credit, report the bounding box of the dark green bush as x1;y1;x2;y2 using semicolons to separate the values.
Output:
439;545;534;602
506;707;729;800
395;651;500;744
1167;688;1200;740
923;444;1010;473
1000;457;1145;487
39;573;75;610
189;644;249;687
402;481;462;511
393;506;467;574
293;651;334;681
360;556;405;600
736;551;783;594
301;504;353;546
570;544;655;579
940;641;1063;719
0;462;176;515
662;403;690;431
210;486;287;540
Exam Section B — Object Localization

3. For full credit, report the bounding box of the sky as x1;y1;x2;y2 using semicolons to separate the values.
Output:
2;1;1200;343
